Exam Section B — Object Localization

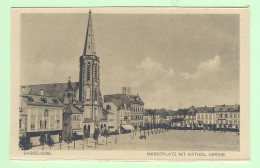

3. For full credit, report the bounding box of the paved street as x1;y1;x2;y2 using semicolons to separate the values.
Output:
33;130;239;151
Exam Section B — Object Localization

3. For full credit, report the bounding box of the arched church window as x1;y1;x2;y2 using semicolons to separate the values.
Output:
94;63;97;80
85;86;91;100
87;62;91;81
94;88;97;100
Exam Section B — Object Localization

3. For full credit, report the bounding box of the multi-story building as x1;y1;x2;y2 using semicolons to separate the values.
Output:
158;108;170;123
104;87;144;130
195;106;215;127
20;90;63;146
103;93;132;133
19;97;27;137
171;109;188;127
166;110;176;123
130;97;145;127
183;106;196;128
63;104;83;138
214;104;240;129
143;109;153;125
100;107;118;133
145;109;160;125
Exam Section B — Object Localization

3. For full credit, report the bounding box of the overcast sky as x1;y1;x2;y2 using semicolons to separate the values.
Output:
20;13;239;109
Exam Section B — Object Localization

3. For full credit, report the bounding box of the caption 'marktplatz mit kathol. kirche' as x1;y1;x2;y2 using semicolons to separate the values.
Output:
19;10;240;150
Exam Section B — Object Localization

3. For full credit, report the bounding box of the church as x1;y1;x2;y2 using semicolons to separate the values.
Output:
20;10;106;142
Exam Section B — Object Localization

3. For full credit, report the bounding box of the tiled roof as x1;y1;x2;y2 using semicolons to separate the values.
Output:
167;110;177;115
188;106;197;113
214;104;240;112
21;95;64;107
21;82;79;100
64;104;83;114
196;106;214;113
160;108;170;116
174;109;189;115
145;109;174;118
145;109;155;115
125;94;144;105
102;108;114;115
104;93;144;109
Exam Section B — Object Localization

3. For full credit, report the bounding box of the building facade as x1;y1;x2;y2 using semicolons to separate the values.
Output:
104;87;144;131
143;110;153;124
195;106;215;127
63;104;83;138
171;109;188;127
184;106;196;128
101;104;119;133
20;91;63;146
214;104;240;129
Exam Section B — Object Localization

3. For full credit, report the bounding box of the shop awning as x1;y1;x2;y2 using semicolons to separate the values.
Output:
121;125;135;131
77;132;83;135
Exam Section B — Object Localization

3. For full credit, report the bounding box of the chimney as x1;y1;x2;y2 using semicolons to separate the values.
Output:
40;89;44;96
127;87;131;94
122;87;127;94
122;86;131;94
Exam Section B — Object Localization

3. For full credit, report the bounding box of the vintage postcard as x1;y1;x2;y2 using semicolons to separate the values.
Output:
11;7;250;161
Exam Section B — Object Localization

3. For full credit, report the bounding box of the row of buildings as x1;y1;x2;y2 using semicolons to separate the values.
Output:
19;10;240;147
19;82;240;146
143;105;240;129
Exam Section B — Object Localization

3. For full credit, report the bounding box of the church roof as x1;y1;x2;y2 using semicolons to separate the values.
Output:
64;104;83;114
21;82;79;100
21;95;64;107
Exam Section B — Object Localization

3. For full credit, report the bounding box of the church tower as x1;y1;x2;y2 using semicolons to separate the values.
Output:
79;10;102;125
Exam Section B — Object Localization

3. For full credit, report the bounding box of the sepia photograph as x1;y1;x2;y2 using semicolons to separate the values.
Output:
11;7;250;161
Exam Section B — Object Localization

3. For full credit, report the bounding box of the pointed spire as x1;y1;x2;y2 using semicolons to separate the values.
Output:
83;9;96;56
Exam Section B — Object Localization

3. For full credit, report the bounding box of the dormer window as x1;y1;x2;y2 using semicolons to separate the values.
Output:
53;98;58;104
41;98;47;103
28;97;34;102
